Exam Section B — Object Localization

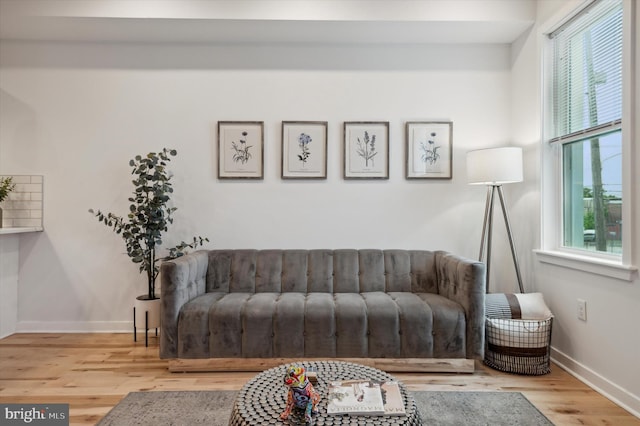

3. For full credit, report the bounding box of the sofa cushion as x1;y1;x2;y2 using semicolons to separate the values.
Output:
486;293;552;320
204;249;443;294
177;291;466;359
176;292;225;359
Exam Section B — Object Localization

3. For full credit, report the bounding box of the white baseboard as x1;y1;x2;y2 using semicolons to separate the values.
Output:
15;321;133;333
551;347;640;418
0;331;14;339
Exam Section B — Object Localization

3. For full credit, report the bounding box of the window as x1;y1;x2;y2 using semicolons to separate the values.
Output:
549;0;623;255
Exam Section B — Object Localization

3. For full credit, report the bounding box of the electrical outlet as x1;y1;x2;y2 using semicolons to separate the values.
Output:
577;299;587;321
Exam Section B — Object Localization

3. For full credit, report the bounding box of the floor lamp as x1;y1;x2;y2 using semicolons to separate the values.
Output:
467;147;524;294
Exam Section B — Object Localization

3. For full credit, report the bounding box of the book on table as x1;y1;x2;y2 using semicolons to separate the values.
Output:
327;379;385;415
380;381;406;416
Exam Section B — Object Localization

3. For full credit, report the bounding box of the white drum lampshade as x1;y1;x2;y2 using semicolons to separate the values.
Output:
467;147;523;186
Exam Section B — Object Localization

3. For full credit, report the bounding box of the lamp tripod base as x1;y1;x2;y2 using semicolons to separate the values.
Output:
478;185;524;293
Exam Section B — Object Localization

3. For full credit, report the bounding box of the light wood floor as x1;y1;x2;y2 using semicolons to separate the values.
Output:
0;333;638;425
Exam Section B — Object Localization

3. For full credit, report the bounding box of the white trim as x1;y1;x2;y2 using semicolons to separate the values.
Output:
534;249;637;281
540;5;569;255
15;321;134;333
540;27;561;254
621;0;637;265
539;0;594;36
546;0;597;37
547;119;622;145
551;347;640;418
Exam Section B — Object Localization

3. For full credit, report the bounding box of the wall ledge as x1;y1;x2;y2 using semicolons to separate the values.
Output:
0;227;43;235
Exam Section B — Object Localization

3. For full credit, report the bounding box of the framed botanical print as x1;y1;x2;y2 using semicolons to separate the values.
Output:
343;121;389;179
405;121;453;179
218;121;264;179
281;121;328;179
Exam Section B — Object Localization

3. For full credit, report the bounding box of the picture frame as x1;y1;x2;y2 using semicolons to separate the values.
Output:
343;121;389;179
218;121;264;179
281;121;328;179
405;121;453;180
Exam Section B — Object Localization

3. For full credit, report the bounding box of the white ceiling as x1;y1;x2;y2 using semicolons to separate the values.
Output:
0;0;536;44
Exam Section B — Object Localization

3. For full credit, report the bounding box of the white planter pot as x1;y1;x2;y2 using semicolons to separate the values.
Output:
133;295;160;346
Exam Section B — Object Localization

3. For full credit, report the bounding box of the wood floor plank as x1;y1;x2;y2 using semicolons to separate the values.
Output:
0;333;637;426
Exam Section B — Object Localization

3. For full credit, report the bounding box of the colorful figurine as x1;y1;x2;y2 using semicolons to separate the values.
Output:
280;364;321;423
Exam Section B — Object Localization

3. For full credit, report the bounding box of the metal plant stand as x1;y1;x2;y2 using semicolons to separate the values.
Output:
133;306;158;347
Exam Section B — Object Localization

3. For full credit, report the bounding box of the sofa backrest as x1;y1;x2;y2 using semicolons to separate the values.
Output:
205;249;439;294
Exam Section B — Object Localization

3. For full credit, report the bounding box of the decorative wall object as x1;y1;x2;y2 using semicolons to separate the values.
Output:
218;121;264;179
0;177;15;229
405;121;453;179
0;175;43;229
343;121;389;179
281;121;328;179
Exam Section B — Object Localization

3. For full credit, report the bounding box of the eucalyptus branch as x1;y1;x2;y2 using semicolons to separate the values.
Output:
89;148;208;299
0;177;16;203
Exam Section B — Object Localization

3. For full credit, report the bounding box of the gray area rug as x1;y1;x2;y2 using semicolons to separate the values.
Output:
97;390;554;425
416;391;553;425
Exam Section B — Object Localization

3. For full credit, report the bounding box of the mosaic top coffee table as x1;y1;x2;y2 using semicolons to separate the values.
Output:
229;360;422;425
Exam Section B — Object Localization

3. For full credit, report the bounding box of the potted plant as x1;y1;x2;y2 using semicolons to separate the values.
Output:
0;177;16;228
90;148;207;340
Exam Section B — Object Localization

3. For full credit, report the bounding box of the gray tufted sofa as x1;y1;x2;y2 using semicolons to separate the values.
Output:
160;249;485;369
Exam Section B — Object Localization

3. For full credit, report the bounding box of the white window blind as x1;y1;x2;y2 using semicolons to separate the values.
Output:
549;0;623;144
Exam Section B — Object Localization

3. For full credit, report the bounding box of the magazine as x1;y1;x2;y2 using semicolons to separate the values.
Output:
380;381;406;416
327;380;385;416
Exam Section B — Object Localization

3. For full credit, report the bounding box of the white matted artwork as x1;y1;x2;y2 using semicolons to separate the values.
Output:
405;121;453;179
218;121;264;179
343;121;389;179
281;121;328;179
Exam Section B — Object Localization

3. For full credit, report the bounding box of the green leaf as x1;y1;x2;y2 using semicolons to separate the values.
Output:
89;148;197;297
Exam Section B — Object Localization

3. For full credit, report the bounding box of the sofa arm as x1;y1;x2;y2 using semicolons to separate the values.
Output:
160;250;209;359
434;251;486;359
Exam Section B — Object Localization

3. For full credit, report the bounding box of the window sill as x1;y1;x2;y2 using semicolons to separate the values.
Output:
534;249;637;282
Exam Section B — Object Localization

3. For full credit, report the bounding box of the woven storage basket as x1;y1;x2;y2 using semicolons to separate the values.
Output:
485;316;553;375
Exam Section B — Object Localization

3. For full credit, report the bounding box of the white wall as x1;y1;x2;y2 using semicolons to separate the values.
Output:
510;0;640;416
0;41;511;330
1;3;639;418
